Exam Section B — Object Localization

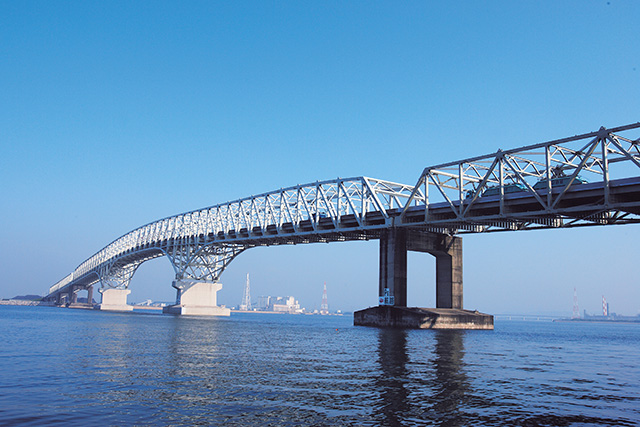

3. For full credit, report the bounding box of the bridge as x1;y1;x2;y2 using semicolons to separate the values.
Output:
45;123;640;327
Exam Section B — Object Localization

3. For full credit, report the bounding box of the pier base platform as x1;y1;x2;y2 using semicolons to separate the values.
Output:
162;305;231;316
97;289;133;312
67;302;94;310
354;306;494;329
162;280;230;316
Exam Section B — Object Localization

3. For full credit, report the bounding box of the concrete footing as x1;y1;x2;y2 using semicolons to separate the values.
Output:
67;302;94;310
354;306;494;329
162;280;230;316
97;288;133;312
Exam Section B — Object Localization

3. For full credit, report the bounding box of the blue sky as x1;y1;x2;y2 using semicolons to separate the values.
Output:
1;1;639;315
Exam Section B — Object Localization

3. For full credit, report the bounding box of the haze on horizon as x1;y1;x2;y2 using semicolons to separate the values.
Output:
1;1;639;316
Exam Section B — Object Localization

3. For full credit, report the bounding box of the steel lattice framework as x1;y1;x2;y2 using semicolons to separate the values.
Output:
47;177;421;297
47;123;640;300
400;123;640;232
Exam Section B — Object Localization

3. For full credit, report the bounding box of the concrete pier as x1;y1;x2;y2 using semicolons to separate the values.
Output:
56;292;68;306
68;285;94;309
377;229;464;309
162;280;230;316
355;229;493;329
379;228;408;307
97;288;133;311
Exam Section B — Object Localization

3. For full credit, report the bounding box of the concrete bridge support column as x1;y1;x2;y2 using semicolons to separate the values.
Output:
87;286;94;305
162;280;230;316
97;288;133;311
70;287;78;304
56;293;67;306
379;228;408;307
356;229;492;329
434;237;463;309
378;229;463;309
404;231;463;309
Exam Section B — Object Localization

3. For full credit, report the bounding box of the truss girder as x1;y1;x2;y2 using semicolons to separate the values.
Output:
166;242;247;282
97;260;144;290
401;123;640;229
47;177;420;296
47;123;640;299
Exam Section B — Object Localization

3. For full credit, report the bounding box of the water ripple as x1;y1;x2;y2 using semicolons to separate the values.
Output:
1;306;639;426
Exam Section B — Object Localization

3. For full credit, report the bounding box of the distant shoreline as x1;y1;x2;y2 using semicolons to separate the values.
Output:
554;318;640;324
231;309;344;316
0;300;54;307
0;302;345;316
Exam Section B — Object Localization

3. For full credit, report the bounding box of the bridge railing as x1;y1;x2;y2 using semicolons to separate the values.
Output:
67;176;424;285
49;273;73;295
401;123;640;230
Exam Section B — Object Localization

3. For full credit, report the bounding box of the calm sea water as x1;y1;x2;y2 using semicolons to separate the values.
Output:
1;306;638;426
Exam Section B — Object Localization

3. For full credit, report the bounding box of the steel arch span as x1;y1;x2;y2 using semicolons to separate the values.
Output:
46;176;421;300
46;123;640;303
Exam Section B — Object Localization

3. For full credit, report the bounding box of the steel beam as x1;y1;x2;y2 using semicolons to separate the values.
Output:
46;124;640;301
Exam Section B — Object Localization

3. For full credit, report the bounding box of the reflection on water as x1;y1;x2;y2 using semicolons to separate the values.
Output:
1;306;639;426
375;329;474;426
375;329;410;425
431;330;470;425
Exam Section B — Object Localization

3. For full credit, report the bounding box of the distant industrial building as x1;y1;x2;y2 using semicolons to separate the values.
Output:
569;295;640;323
257;295;303;313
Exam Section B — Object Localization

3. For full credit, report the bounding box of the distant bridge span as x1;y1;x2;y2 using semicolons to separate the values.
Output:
46;123;640;320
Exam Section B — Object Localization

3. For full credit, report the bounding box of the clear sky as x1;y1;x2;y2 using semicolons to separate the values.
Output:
1;1;639;315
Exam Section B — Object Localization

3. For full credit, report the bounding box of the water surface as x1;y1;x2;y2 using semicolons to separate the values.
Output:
1;306;638;426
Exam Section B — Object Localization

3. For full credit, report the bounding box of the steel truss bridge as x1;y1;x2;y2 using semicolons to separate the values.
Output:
46;123;640;301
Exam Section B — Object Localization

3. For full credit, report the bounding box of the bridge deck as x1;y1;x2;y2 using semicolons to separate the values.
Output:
46;123;640;300
48;175;640;299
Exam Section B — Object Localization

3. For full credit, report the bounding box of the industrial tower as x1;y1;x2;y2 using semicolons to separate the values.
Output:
240;273;251;311
572;287;579;319
320;282;328;314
